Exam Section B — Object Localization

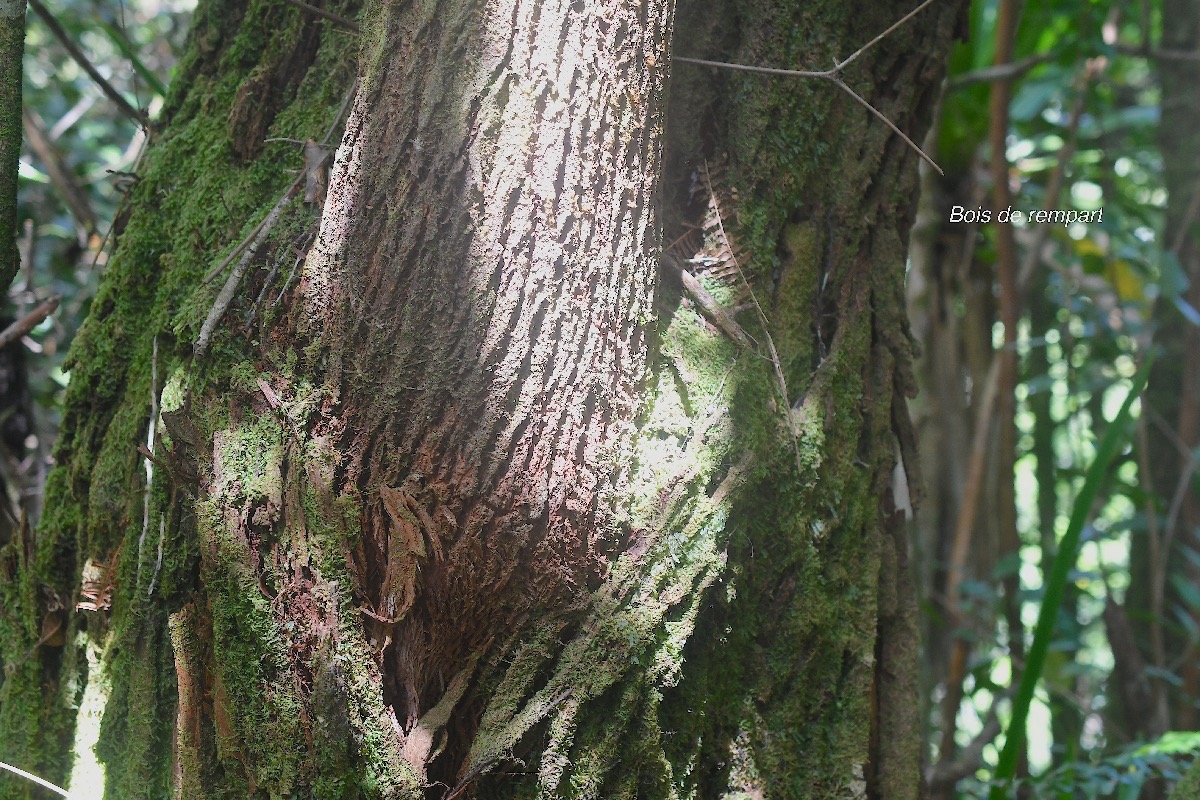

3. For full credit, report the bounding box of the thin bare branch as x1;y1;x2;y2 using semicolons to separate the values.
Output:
264;76;357;151
1161;450;1200;600
22;108;97;235
195;180;302;358
829;77;944;175
136;442;171;474
0;761;70;798
663;253;755;349
948;41;1200;90
137;336;159;588
203;174;303;284
674;1;944;176
147;515;166;598
673;56;825;79
947;52;1057;89
0;296;60;350
48;94;98;140
676;57;942;174
279;0;360;33
1114;42;1200;61
274;239;309;306
927;705;1004;792
27;0;151;128
835;0;938;72
1017;71;1091;289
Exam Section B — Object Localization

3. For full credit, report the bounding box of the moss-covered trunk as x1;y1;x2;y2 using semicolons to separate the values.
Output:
0;0;962;798
0;0;23;290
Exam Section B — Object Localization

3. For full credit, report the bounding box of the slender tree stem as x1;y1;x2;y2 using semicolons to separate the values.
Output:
0;296;61;350
27;0;151;128
0;0;25;291
0;760;70;798
834;0;938;72
987;0;1026;784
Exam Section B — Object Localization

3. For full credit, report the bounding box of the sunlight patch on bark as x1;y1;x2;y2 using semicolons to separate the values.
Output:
65;636;108;799
299;85;367;338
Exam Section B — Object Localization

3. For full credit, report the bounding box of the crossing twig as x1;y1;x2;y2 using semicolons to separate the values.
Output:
675;0;943;175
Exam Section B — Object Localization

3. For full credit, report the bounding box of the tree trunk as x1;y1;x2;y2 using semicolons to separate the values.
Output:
0;1;962;798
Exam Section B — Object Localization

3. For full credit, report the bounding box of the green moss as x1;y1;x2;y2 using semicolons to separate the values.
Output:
1171;759;1200;800
298;459;422;798
773;221;822;382
453;1;921;786
0;0;363;796
652;294;881;797
199;417;295;791
202;520;305;796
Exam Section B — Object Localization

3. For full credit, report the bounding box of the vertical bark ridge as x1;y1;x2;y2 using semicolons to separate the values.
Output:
300;0;674;774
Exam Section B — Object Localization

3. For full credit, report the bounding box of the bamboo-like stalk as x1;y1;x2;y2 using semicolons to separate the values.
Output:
990;358;1153;798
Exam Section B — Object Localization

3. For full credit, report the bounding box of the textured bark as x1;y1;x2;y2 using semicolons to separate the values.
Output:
0;0;963;798
308;0;667;714
0;0;24;291
1156;0;1200;729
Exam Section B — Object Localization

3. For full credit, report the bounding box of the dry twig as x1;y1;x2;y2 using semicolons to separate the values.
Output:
279;0;360;33
22;109;97;235
948;52;1058;89
675;0;943;174
663;253;754;348
195;177;302;358
0;296;59;350
137;336;158;587
27;0;151;128
0;761;70;798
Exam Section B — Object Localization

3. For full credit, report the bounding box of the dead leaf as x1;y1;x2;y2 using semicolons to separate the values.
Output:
302;139;331;205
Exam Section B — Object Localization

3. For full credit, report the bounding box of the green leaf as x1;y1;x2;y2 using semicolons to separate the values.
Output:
989;356;1153;800
97;20;169;98
1132;731;1200;757
1010;77;1060;123
1159;251;1190;300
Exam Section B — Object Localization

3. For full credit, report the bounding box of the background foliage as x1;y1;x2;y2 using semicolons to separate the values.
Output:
12;0;190;474
913;0;1200;798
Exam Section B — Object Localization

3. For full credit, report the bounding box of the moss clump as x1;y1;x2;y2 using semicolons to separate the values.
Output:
0;0;363;795
202;532;305;796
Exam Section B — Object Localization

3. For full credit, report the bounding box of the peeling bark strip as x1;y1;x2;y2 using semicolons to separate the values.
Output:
304;0;671;736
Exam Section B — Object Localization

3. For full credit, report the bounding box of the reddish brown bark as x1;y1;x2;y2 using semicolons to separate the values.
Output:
0;0;964;797
296;0;671;770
